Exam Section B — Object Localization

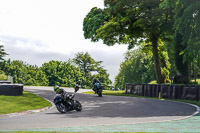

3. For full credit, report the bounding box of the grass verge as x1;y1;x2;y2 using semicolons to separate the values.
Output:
0;132;135;133
149;79;200;85
84;90;200;107
0;91;51;115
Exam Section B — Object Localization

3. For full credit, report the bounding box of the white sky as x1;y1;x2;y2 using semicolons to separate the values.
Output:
0;0;128;83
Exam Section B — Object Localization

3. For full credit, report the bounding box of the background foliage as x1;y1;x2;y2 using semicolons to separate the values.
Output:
84;0;200;86
0;52;112;89
1;0;200;89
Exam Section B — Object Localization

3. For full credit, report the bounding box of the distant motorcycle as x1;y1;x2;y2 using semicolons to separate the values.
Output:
54;93;82;113
93;82;102;97
74;84;81;93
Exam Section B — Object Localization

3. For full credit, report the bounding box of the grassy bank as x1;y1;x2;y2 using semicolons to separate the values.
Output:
0;91;51;114
149;79;200;85
84;90;124;96
84;90;200;107
0;132;135;133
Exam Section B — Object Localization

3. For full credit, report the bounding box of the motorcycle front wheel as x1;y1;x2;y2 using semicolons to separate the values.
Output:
55;102;67;113
98;89;102;97
74;100;82;111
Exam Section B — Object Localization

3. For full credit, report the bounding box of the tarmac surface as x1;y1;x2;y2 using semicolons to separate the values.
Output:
0;86;199;132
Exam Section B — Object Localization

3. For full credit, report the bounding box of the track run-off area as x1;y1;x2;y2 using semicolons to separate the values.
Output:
0;86;199;132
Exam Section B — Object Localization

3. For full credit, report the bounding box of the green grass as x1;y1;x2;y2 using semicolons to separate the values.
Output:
84;90;150;97
0;132;76;133
0;91;51;115
84;90;125;95
84;90;200;107
148;80;173;85
191;78;200;85
149;79;200;85
0;132;80;133
173;99;200;106
0;132;139;133
148;80;157;84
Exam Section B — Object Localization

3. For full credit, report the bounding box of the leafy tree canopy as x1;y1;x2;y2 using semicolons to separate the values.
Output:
174;0;200;59
0;44;8;61
73;52;102;75
73;52;111;88
0;53;112;89
83;0;174;83
115;45;155;89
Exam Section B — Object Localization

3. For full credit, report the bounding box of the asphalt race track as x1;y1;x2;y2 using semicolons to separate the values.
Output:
0;86;198;130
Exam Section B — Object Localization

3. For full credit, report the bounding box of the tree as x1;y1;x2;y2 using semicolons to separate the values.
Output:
94;67;112;89
0;44;7;61
0;44;8;77
73;52;98;78
26;65;49;86
73;52;112;89
83;0;174;83
173;0;200;83
175;0;200;56
1;60;49;85
41;60;82;87
115;45;155;90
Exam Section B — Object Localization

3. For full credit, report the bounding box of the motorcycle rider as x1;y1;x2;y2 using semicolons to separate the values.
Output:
92;77;101;93
77;80;81;85
54;85;69;100
74;80;81;93
53;85;82;112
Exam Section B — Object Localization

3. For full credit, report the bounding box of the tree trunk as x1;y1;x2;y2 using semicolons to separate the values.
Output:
151;34;164;84
175;31;190;84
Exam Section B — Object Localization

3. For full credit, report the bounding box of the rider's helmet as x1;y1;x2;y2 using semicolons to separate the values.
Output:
94;77;97;82
54;85;60;93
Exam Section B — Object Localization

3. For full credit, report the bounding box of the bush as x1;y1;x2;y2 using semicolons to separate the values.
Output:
0;73;7;80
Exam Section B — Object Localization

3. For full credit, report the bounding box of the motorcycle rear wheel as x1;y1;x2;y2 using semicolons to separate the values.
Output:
74;100;82;111
74;86;79;93
56;102;67;113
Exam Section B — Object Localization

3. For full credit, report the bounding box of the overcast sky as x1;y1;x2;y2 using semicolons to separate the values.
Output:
0;0;128;83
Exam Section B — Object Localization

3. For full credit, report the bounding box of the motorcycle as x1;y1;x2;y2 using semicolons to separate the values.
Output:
74;84;81;93
53;93;82;113
93;82;102;97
